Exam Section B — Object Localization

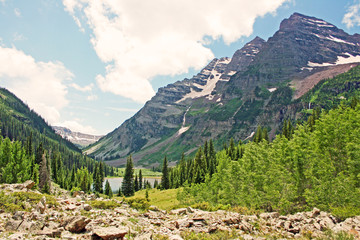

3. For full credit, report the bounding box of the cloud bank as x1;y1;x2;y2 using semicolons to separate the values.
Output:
63;0;289;103
0;46;72;124
343;0;360;28
0;45;99;134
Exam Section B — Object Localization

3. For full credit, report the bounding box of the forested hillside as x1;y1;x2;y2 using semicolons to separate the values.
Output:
168;101;360;218
147;68;360;217
0;87;114;192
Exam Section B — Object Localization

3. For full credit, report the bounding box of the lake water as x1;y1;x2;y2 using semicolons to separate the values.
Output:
104;177;160;192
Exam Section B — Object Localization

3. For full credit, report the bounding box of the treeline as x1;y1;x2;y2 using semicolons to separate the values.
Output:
174;101;360;214
119;156;153;197
0;134;112;194
0;87;115;193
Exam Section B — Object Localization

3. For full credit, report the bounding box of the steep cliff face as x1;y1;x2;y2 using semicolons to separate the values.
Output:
86;13;360;167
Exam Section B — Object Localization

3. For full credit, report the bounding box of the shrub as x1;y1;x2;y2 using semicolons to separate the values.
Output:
88;200;121;209
126;197;150;211
331;206;360;221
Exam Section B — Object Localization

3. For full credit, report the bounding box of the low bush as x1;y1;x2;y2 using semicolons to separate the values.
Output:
88;200;121;209
126;197;150;211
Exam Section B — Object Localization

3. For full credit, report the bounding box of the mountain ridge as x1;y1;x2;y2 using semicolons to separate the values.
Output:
85;12;360;167
52;126;103;148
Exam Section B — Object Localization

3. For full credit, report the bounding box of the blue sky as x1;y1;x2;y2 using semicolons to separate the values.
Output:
0;0;360;135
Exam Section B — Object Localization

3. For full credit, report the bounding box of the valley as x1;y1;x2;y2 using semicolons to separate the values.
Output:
1;10;360;240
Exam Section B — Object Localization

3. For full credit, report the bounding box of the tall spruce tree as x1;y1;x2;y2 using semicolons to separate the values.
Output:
139;169;143;190
134;174;139;192
161;156;169;189
122;155;134;196
39;152;51;193
104;180;113;198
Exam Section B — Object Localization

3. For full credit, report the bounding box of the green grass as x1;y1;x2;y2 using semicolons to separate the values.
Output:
0;191;57;213
114;168;162;177
188;107;207;117
130;188;181;210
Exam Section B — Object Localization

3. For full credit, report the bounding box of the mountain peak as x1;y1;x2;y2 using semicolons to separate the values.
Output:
280;12;336;31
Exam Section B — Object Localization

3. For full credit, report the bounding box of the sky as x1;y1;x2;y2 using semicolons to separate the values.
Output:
1;0;360;135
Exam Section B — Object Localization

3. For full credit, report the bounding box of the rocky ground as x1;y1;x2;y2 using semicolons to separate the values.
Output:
0;181;359;240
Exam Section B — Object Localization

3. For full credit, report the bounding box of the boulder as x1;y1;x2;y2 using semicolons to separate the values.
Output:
169;235;184;240
83;204;92;211
64;216;91;233
170;208;187;215
37;196;46;214
149;205;160;211
5;220;22;231
311;208;321;218
92;226;127;240
22;180;35;190
12;211;25;220
7;233;27;240
259;212;279;220
36;228;62;238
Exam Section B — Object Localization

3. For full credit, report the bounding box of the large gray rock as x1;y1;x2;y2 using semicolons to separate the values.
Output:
92;226;127;240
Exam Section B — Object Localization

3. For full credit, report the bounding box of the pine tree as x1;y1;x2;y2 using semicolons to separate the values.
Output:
117;186;123;197
145;188;149;201
35;142;44;165
122;155;134;197
99;161;105;193
134;174;139;192
262;128;269;142
139;169;143;190
25;132;33;157
39;152;51;193
104;180;113;198
193;147;206;184
208;139;216;176
161;156;169;190
228;138;236;159
203;140;209;170
253;126;262;143
153;179;159;189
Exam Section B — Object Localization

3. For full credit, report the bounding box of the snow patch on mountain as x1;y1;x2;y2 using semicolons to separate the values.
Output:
308;53;360;68
176;58;231;103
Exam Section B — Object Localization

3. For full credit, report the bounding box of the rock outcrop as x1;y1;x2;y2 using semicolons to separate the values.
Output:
0;182;359;239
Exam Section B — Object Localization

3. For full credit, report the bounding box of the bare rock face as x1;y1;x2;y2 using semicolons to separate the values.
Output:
63;216;91;233
92;226;127;240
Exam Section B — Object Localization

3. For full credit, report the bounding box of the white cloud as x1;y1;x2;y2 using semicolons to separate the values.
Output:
343;1;360;28
70;82;93;92
58;120;98;134
14;8;21;17
86;94;97;101
0;46;73;124
63;0;288;103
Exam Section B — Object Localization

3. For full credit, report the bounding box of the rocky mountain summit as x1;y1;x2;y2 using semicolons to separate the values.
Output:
53;126;103;148
0;181;360;240
86;13;360;167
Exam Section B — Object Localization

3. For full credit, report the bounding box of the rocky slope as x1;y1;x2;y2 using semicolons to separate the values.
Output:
0;181;359;240
86;13;360;167
53;126;103;148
